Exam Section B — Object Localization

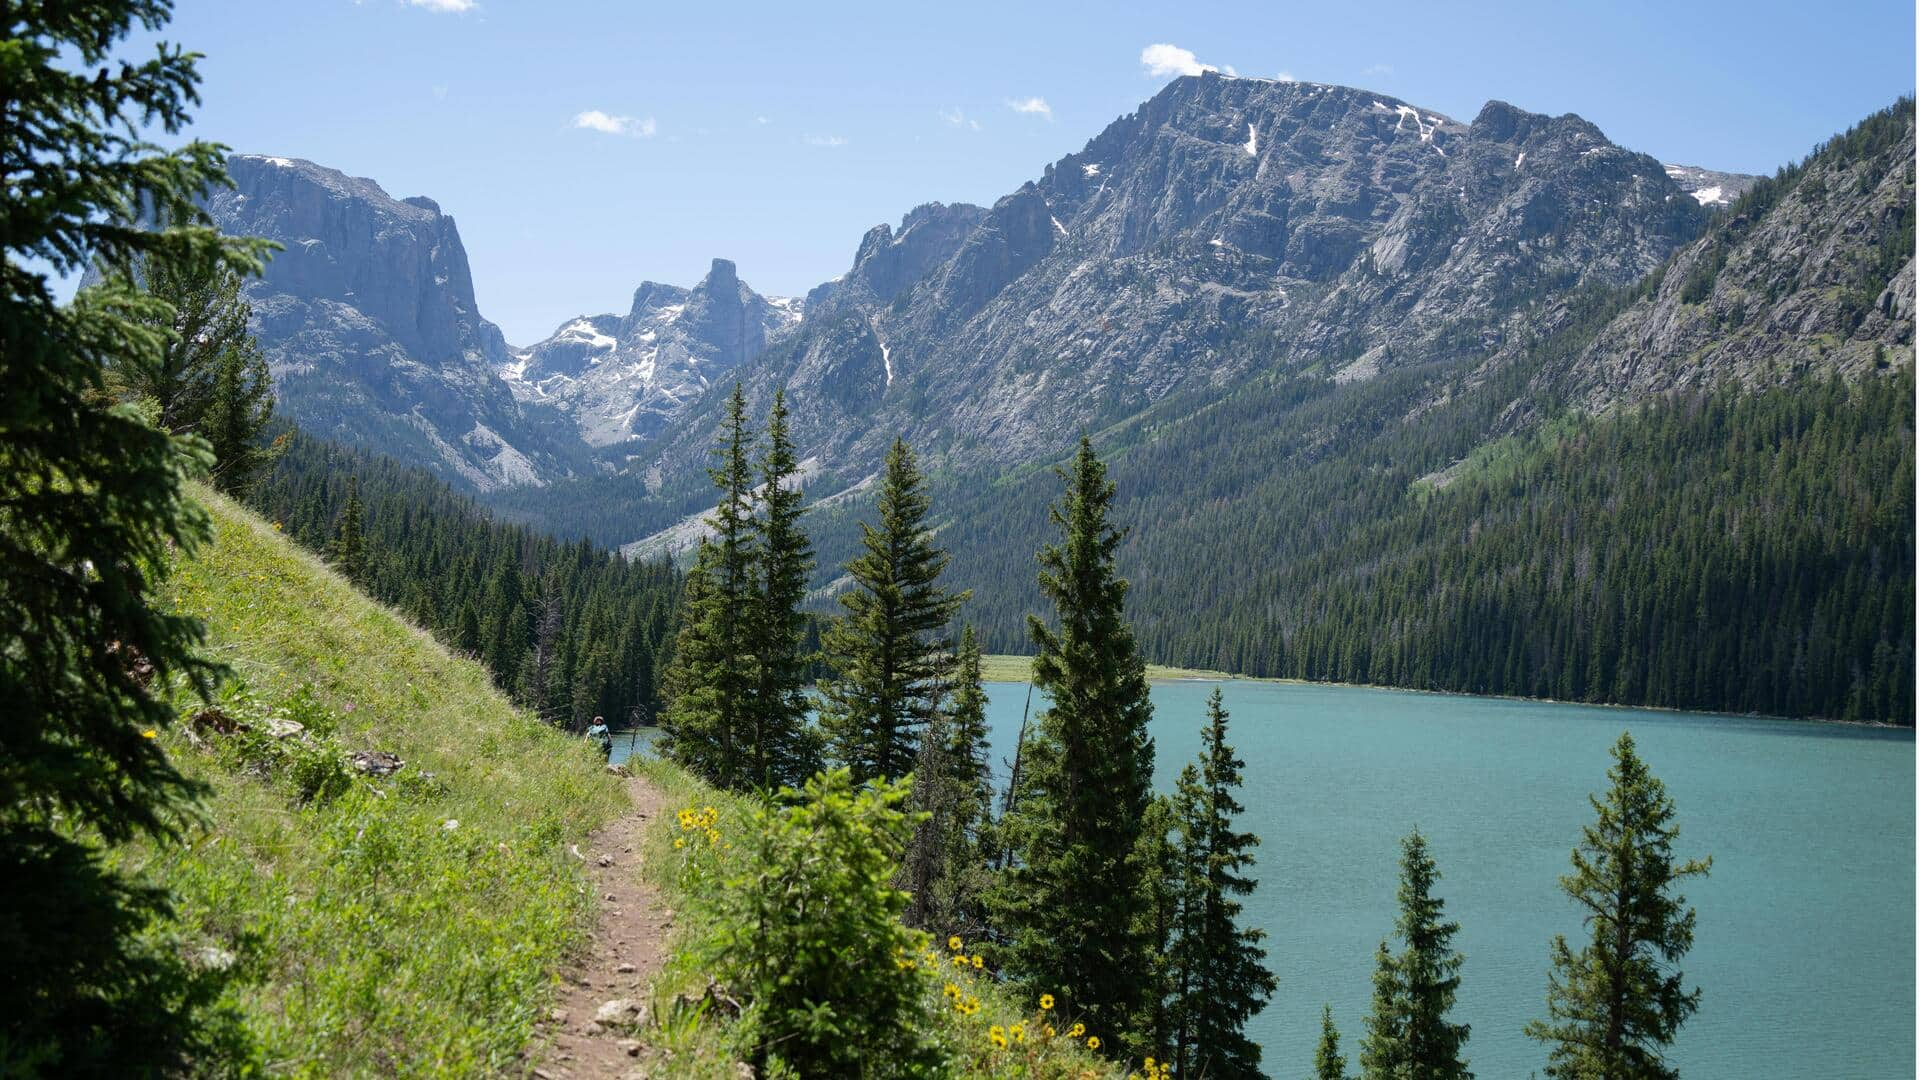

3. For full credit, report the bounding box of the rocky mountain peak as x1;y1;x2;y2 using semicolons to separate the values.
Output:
641;75;1717;493
209;154;589;492
505;257;803;452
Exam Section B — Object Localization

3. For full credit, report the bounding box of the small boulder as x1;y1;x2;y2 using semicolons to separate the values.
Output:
617;1039;642;1057
349;749;404;777
615;962;637;974
595;998;646;1025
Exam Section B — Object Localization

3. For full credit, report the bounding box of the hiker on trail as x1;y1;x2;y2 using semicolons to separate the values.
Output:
586;716;612;762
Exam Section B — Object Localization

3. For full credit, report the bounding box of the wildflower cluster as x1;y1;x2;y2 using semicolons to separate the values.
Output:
1127;1056;1174;1080
673;804;720;848
936;936;1124;1074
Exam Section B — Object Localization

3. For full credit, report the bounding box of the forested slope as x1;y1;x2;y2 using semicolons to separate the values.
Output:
247;432;681;728
912;101;1920;723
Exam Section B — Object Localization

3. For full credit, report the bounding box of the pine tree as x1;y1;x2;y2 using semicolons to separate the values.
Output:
1;2;273;1069
902;625;995;935
1166;689;1274;1078
1525;732;1712;1080
480;555;528;697
111;248;255;434
328;476;365;583
1361;829;1472;1080
1317;1005;1352;1080
822;436;967;782
201;330;278;494
660;385;758;789
660;544;736;781
1134;791;1185;1058
993;437;1158;1051
748;389;821;790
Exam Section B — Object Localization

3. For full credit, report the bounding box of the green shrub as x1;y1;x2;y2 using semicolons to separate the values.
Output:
201;683;355;807
710;769;943;1077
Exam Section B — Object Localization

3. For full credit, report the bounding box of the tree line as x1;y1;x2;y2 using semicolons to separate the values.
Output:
659;385;1717;1078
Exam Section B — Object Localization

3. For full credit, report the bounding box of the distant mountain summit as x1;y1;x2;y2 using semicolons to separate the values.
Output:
639;74;1716;497
1661;163;1762;208
502;258;802;453
211;155;591;490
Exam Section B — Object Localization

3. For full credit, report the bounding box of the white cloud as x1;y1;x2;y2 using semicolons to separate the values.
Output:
1362;63;1394;77
803;134;848;147
1141;43;1217;78
571;110;656;138
1006;97;1053;120
1276;71;1296;82
406;0;476;11
755;115;772;125
940;107;983;131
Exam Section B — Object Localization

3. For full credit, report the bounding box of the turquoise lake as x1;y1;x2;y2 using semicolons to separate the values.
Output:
978;679;1914;1080
619;680;1914;1077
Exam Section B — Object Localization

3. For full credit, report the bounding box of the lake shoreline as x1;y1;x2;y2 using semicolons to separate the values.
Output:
977;654;1910;731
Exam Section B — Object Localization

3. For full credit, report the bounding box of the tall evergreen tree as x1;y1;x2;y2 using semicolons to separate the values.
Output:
747;389;821;789
993;437;1158;1051
1361;829;1472;1080
902;625;995;935
200;329;277;494
1317;1005;1352;1080
821;436;968;782
111;249;254;434
660;384;759;788
1135;791;1186;1058
1525;732;1712;1080
328;475;365;583
1;1;272;1069
660;544;735;780
1166;689;1274;1078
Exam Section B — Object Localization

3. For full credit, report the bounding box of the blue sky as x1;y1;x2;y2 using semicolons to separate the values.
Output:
131;0;1914;344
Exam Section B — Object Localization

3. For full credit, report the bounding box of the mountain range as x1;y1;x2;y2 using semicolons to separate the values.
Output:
213;74;1787;499
203;78;1914;717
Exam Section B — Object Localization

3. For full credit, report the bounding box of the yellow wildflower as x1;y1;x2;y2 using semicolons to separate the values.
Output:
948;935;963;952
1087;1035;1101;1050
673;837;685;849
1070;1022;1085;1038
971;954;984;969
140;729;157;739
1043;1024;1056;1038
943;982;959;998
1010;1023;1025;1043
1039;993;1055;1010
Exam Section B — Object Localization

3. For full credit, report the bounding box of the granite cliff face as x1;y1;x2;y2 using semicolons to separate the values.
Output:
1540;101;1915;409
210;155;589;490
502;259;802;452
641;74;1713;498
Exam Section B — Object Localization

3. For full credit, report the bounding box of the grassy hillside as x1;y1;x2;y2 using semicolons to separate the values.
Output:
121;486;624;1075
